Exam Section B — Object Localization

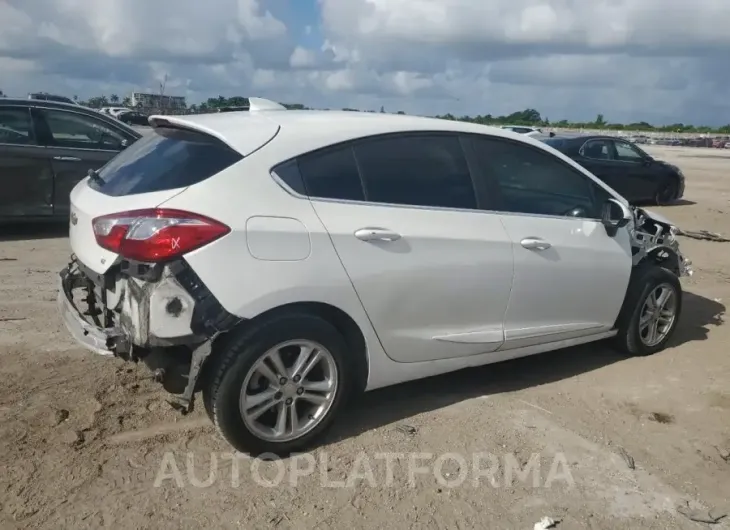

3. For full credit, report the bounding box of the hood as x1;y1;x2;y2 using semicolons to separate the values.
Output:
653;159;684;177
636;207;675;228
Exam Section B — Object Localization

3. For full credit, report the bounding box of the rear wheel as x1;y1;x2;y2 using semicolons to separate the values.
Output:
203;313;351;455
613;264;682;356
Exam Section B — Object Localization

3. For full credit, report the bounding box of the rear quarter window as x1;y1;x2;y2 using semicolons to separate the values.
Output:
90;127;243;196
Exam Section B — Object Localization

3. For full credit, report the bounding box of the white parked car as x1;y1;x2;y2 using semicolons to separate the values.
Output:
58;98;692;454
99;107;131;118
499;125;544;137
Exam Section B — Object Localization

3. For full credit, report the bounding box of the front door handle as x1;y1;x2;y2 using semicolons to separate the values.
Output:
53;156;81;162
354;227;402;242
520;237;551;250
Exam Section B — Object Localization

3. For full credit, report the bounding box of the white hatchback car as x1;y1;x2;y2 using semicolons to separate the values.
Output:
58;98;692;454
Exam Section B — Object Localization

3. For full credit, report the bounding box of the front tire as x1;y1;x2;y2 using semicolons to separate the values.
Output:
654;179;678;206
203;313;352;455
613;264;682;356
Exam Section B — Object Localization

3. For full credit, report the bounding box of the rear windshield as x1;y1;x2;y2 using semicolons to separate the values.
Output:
89;127;243;196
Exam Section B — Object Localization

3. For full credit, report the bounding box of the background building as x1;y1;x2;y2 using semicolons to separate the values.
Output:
130;92;186;112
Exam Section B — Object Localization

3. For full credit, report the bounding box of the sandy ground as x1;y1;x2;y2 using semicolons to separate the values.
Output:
1;145;729;530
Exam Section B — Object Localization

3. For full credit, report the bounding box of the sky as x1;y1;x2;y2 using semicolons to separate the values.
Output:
1;0;729;126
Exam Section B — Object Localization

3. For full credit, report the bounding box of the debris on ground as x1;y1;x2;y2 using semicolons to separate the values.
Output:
647;411;674;424
533;516;558;529
0;257;17;261
677;229;730;242
617;447;636;469
0;317;26;322
52;409;70;426
676;502;726;524
716;446;730;463
396;424;418;435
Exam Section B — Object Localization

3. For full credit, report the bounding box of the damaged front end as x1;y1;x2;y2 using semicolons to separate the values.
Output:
58;256;241;412
629;207;693;278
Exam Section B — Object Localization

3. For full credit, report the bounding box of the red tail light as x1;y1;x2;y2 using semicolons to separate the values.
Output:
92;208;230;262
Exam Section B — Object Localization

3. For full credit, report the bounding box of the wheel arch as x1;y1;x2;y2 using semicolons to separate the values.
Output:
635;245;681;276
201;301;370;395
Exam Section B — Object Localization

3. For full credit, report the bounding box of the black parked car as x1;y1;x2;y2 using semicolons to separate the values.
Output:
0;98;142;222
542;135;685;205
117;111;150;126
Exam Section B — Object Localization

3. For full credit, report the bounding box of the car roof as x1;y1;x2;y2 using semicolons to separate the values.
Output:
4;97;90;111
152;109;547;157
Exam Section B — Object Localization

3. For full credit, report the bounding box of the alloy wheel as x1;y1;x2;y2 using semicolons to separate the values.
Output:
239;340;338;443
639;283;678;347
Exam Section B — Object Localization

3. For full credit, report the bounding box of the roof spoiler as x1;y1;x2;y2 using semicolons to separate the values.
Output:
248;97;286;111
214;97;287;113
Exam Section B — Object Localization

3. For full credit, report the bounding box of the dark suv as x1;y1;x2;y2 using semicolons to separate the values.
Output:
0;98;142;222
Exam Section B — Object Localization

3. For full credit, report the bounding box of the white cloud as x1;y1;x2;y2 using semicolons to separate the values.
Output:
290;46;317;68
0;0;729;124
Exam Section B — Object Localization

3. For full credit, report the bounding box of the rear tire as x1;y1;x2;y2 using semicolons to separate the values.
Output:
613;264;682;356
203;312;352;455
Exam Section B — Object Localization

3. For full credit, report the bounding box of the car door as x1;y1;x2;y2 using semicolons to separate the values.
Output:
467;134;633;350
31;107;133;217
294;133;515;363
0;105;53;217
574;138;626;194
610;139;657;200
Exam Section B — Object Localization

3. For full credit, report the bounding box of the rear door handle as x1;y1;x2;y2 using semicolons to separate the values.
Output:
53;156;81;162
520;237;551;250
354;227;402;242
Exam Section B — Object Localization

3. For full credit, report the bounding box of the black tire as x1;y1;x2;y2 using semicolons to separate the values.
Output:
613;264;682;356
203;312;352;455
654;179;678;206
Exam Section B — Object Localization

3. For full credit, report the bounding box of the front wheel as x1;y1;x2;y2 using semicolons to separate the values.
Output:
613;265;682;356
654;179;678;206
203;313;352;455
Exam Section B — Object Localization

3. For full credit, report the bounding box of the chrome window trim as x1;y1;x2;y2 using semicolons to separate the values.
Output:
270;169;603;222
268;129;619;224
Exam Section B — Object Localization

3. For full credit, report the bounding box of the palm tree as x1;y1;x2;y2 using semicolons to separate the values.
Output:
110;94;119;104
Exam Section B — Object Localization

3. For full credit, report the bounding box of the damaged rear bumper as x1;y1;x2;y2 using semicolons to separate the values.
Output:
58;267;122;356
57;256;242;411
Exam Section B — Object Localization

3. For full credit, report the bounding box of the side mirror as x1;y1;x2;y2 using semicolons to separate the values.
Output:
601;198;632;237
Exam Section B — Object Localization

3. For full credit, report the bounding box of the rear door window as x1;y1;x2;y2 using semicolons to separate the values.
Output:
88;127;243;196
37;109;129;150
0;107;35;145
296;145;365;201
353;134;477;210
